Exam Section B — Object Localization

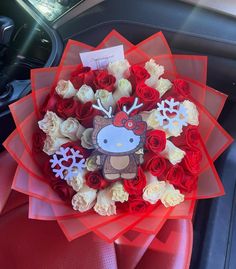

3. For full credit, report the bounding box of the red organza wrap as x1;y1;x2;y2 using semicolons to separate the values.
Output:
3;30;233;244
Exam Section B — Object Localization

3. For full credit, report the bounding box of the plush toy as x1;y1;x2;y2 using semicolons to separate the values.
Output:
92;98;147;180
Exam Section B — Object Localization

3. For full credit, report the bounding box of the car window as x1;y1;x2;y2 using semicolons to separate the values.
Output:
27;0;84;21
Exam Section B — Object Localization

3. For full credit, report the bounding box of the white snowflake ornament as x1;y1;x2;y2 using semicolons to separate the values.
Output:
50;147;86;181
156;98;187;134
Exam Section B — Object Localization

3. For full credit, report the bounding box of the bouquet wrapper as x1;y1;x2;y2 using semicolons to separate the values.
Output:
2;30;233;252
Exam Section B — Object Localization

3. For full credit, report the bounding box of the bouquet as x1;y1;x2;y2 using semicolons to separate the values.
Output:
3;30;233;243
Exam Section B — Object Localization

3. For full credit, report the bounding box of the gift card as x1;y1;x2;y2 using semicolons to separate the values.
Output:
80;45;124;70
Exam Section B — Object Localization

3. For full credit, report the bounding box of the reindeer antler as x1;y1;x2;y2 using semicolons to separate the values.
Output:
123;97;143;115
92;98;113;118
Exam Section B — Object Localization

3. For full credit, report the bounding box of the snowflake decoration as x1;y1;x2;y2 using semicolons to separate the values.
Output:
156;98;187;133
50;147;86;181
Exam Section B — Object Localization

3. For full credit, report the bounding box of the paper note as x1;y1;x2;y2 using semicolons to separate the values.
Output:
80;45;124;70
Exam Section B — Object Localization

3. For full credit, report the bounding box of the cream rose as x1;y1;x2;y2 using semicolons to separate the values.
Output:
107;59;130;81
95;89;115;110
142;172;167;204
72;185;97;212
67;172;85;192
38;111;63;137
160;140;185;165
76;84;95;103
81;128;94;149
85;155;98;172
43;135;70;155
182;100;199;126
94;188;116;216
113;79;132;102
156;78;172;97
60;117;84;141
110;181;129;203
161;183;184;207
145;59;164;87
55;80;77;99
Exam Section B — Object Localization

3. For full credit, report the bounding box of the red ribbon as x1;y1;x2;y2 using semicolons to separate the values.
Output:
113;111;146;135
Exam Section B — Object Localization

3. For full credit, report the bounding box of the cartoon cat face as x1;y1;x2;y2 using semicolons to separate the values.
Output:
97;125;141;153
92;116;145;155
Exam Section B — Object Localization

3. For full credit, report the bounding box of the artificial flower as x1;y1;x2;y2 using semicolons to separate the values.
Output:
81;128;95;149
72;185;97;212
43;136;70;155
94;70;116;92
107;59;130;81
123;167;146;195
113;78;132;101
156;78;172;97
94;188;116;216
142;172;166;204
160;140;185;165
85;171;109;190
95;89;115;110
182;100;199;126
110;181;129;203
60;117;84;141
145;129;166;154
76;84;95;103
160;183;184;207
55;80;77;98
38;111;63;137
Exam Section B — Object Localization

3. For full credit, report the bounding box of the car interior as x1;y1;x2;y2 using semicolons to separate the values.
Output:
0;0;235;268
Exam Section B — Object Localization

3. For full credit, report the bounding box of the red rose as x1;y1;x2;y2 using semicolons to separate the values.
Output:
70;65;95;89
135;82;159;111
171;126;200;148
145;130;166;154
51;180;75;201
185;126;200;148
123;167;146;195
85;171;109;190
128;198;151;213
143;153;166;177
56;97;78;118
94;70;116;92
43;161;75;201
173;79;190;97
32;131;46;153
181;146;202;175
166;165;197;193
116;96;139;116
130;65;150;84
76;101;100;128
40;92;59;115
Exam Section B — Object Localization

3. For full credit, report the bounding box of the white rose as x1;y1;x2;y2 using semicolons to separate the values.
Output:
156;78;172;97
43;135;70;155
60;117;84;141
81;128;94;149
142;172;167;204
85;155;98;171
76;84;95;103
95;89;115;110
38;111;63;137
107;59;130;81
113;79;132;102
161;183;184;207
145;59;164;87
55;80;77;99
67;172;85;192
72;185;97;212
182;100;199;126
110;181;129;203
160;140;185;165
94;188;116;216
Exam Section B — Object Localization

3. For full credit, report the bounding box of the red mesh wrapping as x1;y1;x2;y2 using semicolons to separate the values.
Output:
3;30;234;243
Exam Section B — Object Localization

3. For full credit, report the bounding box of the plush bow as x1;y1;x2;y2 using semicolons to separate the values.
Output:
113;111;146;135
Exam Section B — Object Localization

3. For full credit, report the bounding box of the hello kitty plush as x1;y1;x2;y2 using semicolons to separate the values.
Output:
92;98;147;180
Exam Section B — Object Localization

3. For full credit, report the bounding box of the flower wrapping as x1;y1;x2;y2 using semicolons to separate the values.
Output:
3;30;233;243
